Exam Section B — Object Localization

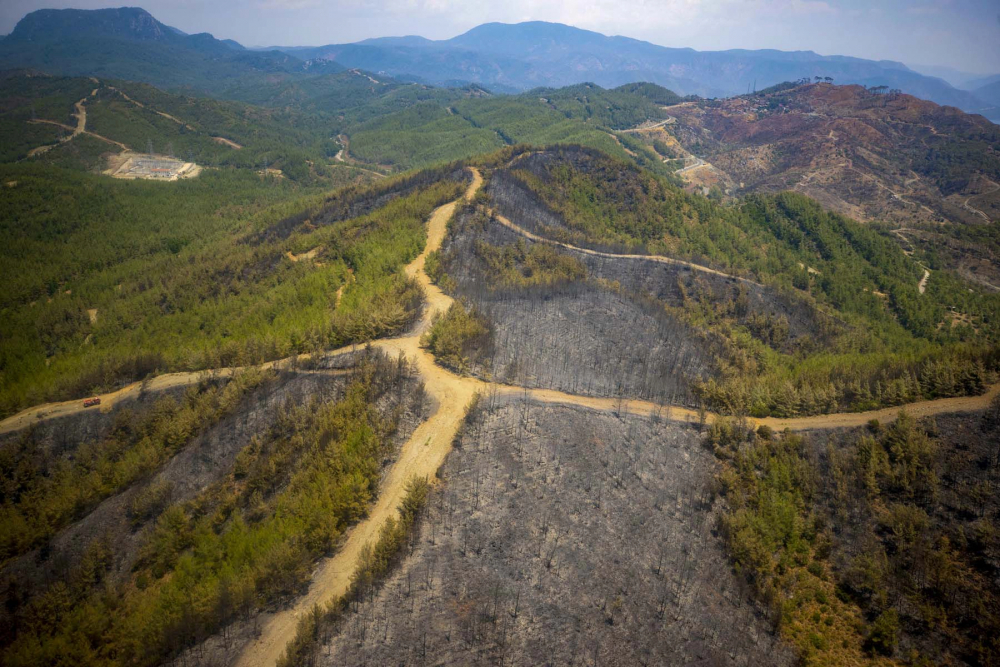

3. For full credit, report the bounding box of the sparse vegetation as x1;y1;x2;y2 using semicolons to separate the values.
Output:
0;352;424;667
713;407;1000;665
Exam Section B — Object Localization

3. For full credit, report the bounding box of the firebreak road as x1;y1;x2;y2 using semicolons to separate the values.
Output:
2;167;996;666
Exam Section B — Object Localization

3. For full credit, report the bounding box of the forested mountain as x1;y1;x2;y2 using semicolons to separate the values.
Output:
0;72;368;183
0;71;680;177
3;9;995;121
0;8;335;90
279;20;998;120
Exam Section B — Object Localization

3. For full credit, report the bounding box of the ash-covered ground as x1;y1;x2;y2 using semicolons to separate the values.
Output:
319;398;792;666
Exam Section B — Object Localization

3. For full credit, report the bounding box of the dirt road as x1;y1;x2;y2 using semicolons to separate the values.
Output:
675;156;707;174
330;134;385;177
231;167;483;667
522;382;1000;432
27;119;129;151
73;90;94;136
24;89;92;156
4;164;997;666
619;116;676;133
106;85;196;130
231;164;995;666
25;88;130;155
3;164;990;445
213;137;243;149
963;181;999;223
891;228;932;294
492;211;763;287
918;268;931;294
0;353;352;436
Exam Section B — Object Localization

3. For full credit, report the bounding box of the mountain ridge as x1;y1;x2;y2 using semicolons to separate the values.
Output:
0;7;324;90
3;8;996;121
280;20;997;121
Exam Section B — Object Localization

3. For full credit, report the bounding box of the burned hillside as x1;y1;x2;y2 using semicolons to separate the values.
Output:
424;149;843;407
0;349;430;665
812;405;1000;664
317;397;794;667
664;83;1000;287
486;156;831;343
433;202;713;405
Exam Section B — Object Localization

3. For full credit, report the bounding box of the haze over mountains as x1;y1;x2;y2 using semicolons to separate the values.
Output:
1;7;997;122
0;7;340;89
280;21;998;119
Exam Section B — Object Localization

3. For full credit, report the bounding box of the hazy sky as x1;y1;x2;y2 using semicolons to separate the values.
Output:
3;0;999;75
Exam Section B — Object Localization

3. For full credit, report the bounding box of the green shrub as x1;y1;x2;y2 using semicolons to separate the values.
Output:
421;302;490;373
865;609;899;656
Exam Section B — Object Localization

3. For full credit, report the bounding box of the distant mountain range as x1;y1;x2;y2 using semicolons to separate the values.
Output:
1;8;997;122
971;75;1000;109
907;64;991;90
0;7;341;89
278;22;998;121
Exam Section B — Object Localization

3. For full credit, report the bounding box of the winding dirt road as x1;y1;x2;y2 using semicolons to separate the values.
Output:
106;85;196;130
4;166;998;667
230;168;484;667
918;269;931;295
26;88;130;155
492;211;763;287
675;155;707;174
330;134;386;178
619;116;676;133
962;181;999;223
892;227;932;294
0;353;351;436
232;165;999;667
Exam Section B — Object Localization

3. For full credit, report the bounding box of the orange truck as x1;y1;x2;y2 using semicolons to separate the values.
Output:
83;397;101;408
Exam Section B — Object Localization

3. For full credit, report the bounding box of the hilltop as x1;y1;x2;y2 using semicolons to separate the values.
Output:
659;82;1000;289
1;146;999;667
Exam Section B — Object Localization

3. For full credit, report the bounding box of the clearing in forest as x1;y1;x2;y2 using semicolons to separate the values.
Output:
104;152;201;180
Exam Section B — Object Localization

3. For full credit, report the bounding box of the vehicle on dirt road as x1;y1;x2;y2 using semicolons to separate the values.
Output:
83;397;101;408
